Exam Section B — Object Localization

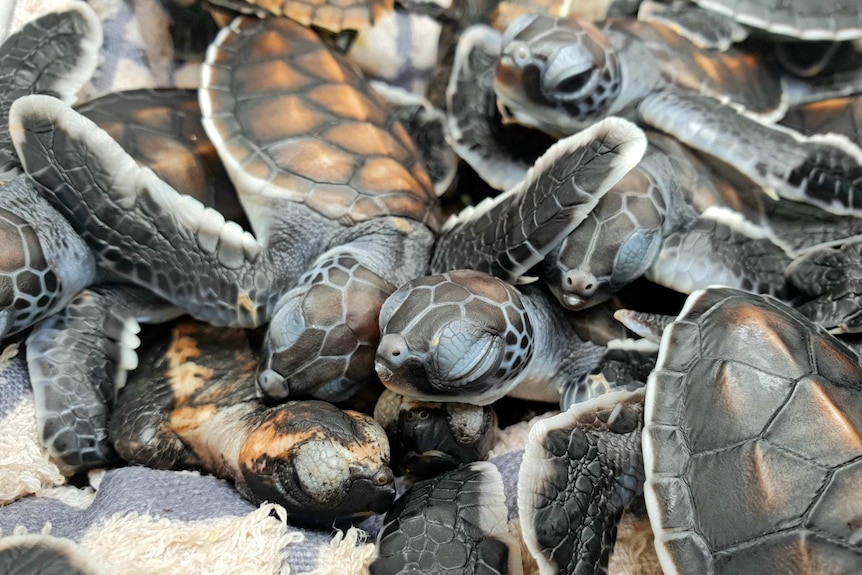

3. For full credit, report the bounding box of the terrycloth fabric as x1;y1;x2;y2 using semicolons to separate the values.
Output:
0;3;661;573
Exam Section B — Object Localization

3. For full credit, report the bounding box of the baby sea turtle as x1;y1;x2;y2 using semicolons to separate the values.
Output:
645;287;862;573
10;15;648;404
373;388;498;476
375;269;628;405
371;461;522;575
110;319;395;526
493;12;862;216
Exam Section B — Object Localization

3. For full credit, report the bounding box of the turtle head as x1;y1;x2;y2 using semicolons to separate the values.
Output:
373;388;498;477
375;270;534;406
495;14;621;135
544;181;665;310
256;255;393;402
238;401;395;526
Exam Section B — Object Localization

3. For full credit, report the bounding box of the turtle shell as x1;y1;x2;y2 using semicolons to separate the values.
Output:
201;16;439;235
644;287;862;574
75;89;246;224
692;0;862;41
238;0;393;33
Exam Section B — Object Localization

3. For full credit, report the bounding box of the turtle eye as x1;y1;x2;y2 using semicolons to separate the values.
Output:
542;44;599;101
432;320;504;387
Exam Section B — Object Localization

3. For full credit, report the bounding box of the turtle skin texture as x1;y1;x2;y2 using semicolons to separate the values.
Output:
371;461;520;575
644;287;862;575
519;390;645;575
109;320;396;527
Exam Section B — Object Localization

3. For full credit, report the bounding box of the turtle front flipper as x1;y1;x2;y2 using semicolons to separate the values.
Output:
446;24;544;192
559;347;655;411
0;1;101;178
432;118;648;285
638;90;862;217
646;208;791;298
786;239;862;333
9;95;283;329
519;389;646;575
371;461;522;575
27;284;181;474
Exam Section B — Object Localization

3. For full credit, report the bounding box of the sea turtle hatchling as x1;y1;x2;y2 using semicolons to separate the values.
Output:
492;12;862;216
9;12;649;404
109;319;396;526
373;388;498;476
374;269;632;406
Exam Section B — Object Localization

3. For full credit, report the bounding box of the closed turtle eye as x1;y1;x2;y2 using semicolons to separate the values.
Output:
542;44;599;101
432;320;505;388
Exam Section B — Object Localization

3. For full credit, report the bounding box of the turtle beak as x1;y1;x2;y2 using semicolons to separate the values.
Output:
375;334;433;397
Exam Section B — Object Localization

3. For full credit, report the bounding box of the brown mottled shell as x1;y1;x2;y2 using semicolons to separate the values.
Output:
75;89;246;223
202;16;439;231
242;0;393;33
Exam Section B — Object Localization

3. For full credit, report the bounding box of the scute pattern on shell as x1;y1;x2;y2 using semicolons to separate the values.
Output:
645;288;862;575
202;16;439;232
245;0;394;33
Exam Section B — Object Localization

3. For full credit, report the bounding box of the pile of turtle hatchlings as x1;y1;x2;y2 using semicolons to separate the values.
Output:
1;0;861;573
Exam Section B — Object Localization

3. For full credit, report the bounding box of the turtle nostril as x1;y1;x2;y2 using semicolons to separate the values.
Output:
378;333;409;366
566;276;573;286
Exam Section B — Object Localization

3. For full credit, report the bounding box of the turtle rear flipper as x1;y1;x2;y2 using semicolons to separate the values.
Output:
0;1;101;177
638;90;862;217
519;389;646;575
9;95;283;329
646;207;790;297
27;285;181;474
432;118;648;284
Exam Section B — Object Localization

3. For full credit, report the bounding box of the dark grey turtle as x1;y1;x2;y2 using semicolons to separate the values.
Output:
10;10;648;408
518;388;646;575
644;287;862;574
109;319;396;526
374;269;629;405
370;461;522;575
373;388;498;477
493;12;862;216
